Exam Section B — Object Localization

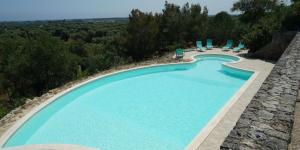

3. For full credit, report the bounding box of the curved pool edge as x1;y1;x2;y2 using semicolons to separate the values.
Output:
184;71;259;150
0;53;258;150
2;144;97;150
184;53;259;150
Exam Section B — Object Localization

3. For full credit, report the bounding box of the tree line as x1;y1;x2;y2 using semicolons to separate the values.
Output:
0;21;129;117
126;0;300;56
0;0;299;118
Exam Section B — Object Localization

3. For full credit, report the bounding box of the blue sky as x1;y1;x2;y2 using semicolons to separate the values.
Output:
0;0;239;21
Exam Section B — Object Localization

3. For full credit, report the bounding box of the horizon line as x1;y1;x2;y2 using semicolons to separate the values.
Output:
0;13;240;23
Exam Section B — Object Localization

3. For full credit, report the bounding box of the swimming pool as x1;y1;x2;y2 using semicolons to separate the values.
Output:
1;54;253;150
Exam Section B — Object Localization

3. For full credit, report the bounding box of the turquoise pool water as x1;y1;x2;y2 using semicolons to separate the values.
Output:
3;55;253;150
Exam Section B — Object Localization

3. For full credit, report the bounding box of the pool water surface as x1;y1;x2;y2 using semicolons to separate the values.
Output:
3;55;253;150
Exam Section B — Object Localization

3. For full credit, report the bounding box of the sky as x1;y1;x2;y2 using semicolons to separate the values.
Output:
0;0;239;22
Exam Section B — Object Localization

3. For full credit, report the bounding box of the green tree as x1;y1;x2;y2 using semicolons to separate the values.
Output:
159;2;182;46
0;30;78;102
242;6;286;52
126;9;159;60
232;0;293;52
232;0;279;24
281;0;300;30
188;4;209;42
208;11;236;45
0;20;129;118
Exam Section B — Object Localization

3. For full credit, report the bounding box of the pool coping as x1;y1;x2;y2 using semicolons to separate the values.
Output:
0;53;259;150
184;54;259;150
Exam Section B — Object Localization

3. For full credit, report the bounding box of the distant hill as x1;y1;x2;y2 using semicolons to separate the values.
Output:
0;17;129;24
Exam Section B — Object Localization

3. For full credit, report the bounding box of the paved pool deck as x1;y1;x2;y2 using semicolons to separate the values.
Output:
181;48;275;150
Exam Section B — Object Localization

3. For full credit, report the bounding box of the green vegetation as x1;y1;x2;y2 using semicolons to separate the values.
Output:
207;11;240;45
126;2;209;60
0;21;129;117
235;0;300;52
0;0;299;118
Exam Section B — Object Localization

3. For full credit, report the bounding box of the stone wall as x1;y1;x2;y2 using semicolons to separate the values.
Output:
221;33;300;149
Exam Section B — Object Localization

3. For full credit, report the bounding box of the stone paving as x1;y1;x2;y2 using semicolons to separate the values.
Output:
221;33;300;150
289;89;300;150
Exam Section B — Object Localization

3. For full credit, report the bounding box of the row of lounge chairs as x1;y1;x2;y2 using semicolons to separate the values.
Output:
197;39;245;52
221;40;245;52
176;39;246;58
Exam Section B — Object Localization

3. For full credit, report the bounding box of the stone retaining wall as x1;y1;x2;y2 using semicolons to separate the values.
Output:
221;33;300;149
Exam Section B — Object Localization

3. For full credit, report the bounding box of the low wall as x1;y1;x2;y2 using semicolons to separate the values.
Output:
221;33;300;149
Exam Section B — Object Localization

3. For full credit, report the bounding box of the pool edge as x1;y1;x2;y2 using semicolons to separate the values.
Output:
184;71;259;150
0;53;256;150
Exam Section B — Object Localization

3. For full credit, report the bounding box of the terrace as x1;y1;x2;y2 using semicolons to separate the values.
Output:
0;34;299;150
